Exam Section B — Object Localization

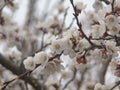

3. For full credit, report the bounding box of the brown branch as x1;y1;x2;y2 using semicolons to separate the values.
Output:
2;51;63;89
92;37;114;40
99;55;112;84
0;54;46;90
111;0;115;15
110;81;120;90
69;0;94;46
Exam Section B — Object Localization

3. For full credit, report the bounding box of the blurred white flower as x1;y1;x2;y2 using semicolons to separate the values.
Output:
50;39;64;54
75;2;86;13
91;20;106;38
65;28;80;39
107;24;120;35
57;4;65;13
76;38;90;51
115;0;120;8
94;83;108;90
105;15;119;29
36;59;64;75
62;37;73;50
23;57;35;70
93;0;103;11
2;46;22;61
61;70;73;79
34;51;48;64
105;14;120;35
109;59;118;70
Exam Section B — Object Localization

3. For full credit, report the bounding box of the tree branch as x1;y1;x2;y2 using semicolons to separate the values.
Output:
62;68;77;90
25;0;37;26
110;81;120;90
111;0;115;15
69;0;94;46
0;54;46;90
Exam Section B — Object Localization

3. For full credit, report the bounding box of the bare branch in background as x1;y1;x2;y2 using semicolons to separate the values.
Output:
40;0;51;22
65;17;75;30
77;69;87;90
62;68;77;90
98;55;112;84
111;0;115;14
25;0;37;27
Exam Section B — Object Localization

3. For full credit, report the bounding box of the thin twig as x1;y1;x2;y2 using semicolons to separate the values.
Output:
62;68;77;90
99;55;112;84
69;0;94;45
77;68;87;90
61;7;69;29
111;0;115;15
1;70;31;90
110;81;120;90
65;17;75;30
25;82;28;90
92;37;114;40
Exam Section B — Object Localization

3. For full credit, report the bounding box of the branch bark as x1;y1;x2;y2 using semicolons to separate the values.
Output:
0;54;46;90
99;55;112;84
25;0;37;27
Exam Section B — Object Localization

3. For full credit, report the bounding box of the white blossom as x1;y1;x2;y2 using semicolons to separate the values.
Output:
23;57;35;70
35;59;64;75
76;38;90;51
75;2;86;12
93;0;103;11
33;51;48;64
63;49;76;58
115;0;120;8
61;37;73;50
109;59;119;70
104;40;119;54
50;39;64;54
91;20;106;38
107;24;120;35
94;83;109;90
67;28;80;39
105;15;119;29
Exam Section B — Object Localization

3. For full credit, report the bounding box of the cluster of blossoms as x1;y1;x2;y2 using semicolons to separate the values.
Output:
81;0;120;38
23;51;48;70
94;83;109;90
1;0;120;90
50;28;91;59
110;57;120;77
23;51;64;75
